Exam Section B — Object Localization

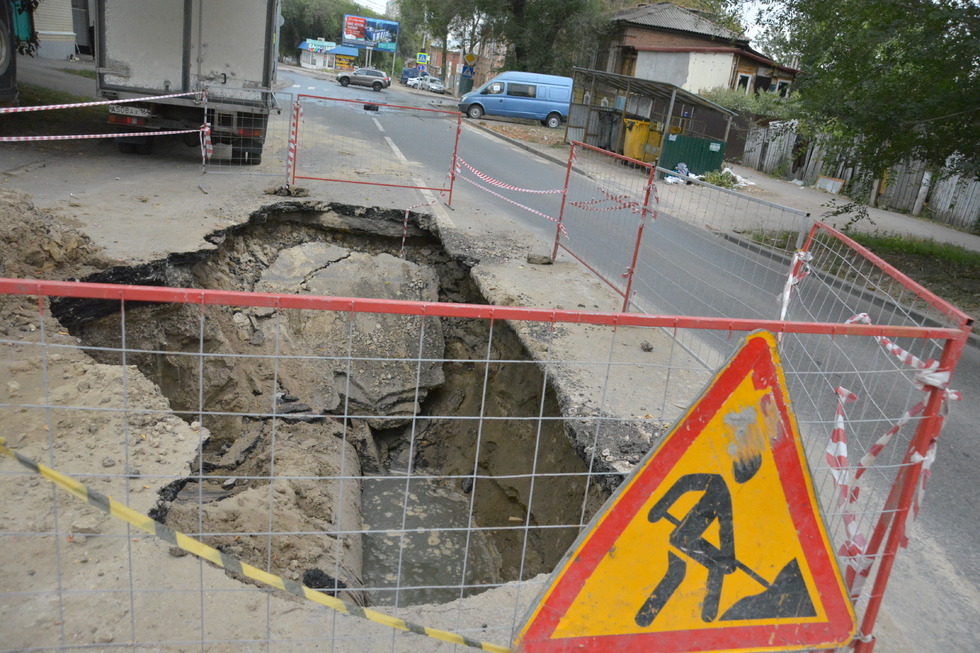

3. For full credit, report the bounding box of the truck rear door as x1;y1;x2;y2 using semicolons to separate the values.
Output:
99;0;189;94
190;0;275;105
99;0;274;104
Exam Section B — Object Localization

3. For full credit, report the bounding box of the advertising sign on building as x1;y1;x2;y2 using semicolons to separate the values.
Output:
342;15;399;52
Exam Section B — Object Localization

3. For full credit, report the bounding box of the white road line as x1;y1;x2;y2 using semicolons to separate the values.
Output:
291;84;301;88
384;136;407;163
382;136;455;228
373;118;385;133
308;86;315;90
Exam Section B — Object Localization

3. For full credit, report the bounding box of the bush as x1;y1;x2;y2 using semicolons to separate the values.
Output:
702;169;739;189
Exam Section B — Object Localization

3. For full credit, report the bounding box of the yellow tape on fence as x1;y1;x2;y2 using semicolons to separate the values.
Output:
0;437;511;653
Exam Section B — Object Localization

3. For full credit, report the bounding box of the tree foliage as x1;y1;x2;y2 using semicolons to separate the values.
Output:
280;0;390;64
748;0;980;176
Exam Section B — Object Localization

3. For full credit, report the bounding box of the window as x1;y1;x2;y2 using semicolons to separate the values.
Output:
736;74;751;93
508;83;536;98
777;81;791;97
485;82;504;95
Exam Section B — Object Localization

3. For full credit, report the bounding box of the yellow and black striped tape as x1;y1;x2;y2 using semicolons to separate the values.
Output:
0;437;511;653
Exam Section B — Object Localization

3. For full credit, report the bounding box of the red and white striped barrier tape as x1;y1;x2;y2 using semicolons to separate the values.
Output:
908;439;937;540
823;386;872;595
286;101;303;180
779;250;813;322
0;128;203;143
570;185;644;215
845;313;937;371
0;90;202;114
456;157;563;194
456;172;568;238
833;313;961;596
200;123;213;162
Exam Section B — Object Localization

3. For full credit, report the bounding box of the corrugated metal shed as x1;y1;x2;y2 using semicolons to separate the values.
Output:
612;2;743;42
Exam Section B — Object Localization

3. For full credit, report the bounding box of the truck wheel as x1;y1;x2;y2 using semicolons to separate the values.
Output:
467;105;484;120
544;113;562;129
339;77;350;86
372;81;382;92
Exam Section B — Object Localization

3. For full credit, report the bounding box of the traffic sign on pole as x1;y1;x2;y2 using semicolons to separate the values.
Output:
514;331;856;653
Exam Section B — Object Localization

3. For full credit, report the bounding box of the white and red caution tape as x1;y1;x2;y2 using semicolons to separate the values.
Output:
779;250;813;322
845;313;937;371
200;123;213;162
455;158;567;237
570;185;644;215
823;386;872;595
831;313;962;597
455;157;563;194
0;128;202;143
286;100;303;183
0;90;202;114
907;439;937;540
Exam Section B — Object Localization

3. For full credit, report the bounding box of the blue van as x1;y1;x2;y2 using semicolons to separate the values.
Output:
458;72;573;128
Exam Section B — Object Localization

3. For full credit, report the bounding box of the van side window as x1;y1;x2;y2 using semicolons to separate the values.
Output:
484;82;504;95
508;83;536;98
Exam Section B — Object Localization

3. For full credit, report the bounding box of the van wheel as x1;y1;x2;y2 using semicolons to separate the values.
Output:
467;105;484;120
544;113;562;129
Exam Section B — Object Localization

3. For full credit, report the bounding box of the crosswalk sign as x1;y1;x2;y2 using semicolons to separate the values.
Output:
514;331;856;652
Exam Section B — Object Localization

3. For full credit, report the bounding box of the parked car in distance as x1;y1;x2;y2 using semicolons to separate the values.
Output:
400;68;421;85
406;74;429;89
337;68;390;91
422;76;445;94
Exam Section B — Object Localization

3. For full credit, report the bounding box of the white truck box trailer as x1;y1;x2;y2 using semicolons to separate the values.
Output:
96;0;280;163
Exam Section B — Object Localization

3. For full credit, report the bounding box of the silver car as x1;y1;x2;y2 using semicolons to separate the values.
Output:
422;77;446;94
337;68;391;92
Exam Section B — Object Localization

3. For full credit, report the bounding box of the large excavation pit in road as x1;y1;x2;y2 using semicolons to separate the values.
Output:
50;200;608;608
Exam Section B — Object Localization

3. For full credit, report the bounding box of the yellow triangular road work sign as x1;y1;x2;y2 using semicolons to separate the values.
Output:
514;331;855;652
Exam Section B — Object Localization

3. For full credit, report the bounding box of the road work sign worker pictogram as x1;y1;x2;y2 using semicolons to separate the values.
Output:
514;331;855;653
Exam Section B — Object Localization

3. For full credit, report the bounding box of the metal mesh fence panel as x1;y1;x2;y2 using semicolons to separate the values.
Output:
201;90;296;178
290;94;461;194
0;262;968;651
554;142;656;307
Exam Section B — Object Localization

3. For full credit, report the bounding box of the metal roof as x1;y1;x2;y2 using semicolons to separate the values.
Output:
612;2;743;42
572;68;736;118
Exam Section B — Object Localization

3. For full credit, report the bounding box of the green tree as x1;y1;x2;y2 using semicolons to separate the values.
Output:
748;0;980;176
280;0;393;67
476;0;610;74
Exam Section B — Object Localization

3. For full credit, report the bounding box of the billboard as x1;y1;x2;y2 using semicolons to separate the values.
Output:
342;15;399;52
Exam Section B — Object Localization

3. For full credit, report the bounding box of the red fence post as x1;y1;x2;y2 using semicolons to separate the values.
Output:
620;163;658;312
447;114;462;207
553;142;576;261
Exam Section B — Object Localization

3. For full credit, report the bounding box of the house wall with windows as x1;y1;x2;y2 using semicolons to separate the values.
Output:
599;3;797;96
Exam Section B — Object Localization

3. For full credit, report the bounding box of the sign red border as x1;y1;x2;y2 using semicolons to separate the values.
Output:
515;332;855;652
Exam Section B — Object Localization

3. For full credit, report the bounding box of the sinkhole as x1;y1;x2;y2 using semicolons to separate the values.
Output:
50;201;607;608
